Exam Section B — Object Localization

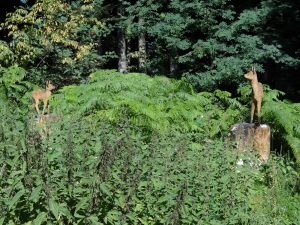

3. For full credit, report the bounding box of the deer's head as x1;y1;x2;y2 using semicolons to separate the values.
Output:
46;81;56;91
244;66;257;81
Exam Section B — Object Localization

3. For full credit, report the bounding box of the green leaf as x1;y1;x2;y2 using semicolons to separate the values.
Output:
9;189;25;210
74;197;89;218
49;199;59;220
32;212;47;225
58;205;73;218
87;215;101;224
126;213;138;221
6;154;20;167
134;204;143;212
117;194;125;209
138;217;149;225
22;161;27;174
48;151;62;161
100;182;111;196
220;174;230;184
21;139;27;152
29;185;43;201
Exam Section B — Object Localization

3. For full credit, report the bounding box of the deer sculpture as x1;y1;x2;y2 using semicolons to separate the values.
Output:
244;67;263;123
31;81;55;115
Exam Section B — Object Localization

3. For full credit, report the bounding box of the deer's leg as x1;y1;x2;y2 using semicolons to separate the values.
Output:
34;99;40;115
47;103;50;115
42;99;48;115
257;100;262;123
250;100;256;123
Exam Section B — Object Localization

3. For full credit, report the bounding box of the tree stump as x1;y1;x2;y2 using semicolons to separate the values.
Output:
34;114;62;139
228;122;271;161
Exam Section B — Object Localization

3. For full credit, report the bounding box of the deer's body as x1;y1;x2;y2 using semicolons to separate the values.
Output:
31;81;55;115
244;67;263;123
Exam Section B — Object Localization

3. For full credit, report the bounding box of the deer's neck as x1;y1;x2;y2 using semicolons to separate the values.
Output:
44;89;52;97
250;77;261;95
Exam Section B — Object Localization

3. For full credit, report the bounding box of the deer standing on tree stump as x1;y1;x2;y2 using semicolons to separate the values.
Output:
31;81;55;115
244;67;263;123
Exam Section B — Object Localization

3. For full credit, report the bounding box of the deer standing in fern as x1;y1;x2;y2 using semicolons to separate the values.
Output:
32;81;55;115
244;67;263;123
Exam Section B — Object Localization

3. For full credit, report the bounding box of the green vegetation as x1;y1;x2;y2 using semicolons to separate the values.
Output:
1;70;300;224
1;0;300;223
0;0;299;97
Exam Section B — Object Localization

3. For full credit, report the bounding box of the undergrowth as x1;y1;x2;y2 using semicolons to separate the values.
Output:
0;112;299;224
1;69;300;224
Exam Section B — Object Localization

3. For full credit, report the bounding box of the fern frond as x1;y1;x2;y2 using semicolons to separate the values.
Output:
286;135;300;165
263;101;294;133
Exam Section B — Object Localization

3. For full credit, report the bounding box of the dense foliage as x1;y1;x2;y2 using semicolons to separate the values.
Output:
1;69;300;224
1;0;300;223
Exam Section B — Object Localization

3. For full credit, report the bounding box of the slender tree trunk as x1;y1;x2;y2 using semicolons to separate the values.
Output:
117;0;127;73
170;48;179;77
98;36;102;68
138;17;146;71
126;38;131;72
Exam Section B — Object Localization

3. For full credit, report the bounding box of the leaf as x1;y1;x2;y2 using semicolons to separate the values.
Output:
9;189;25;210
87;215;101;224
6;154;20;167
29;185;43;201
58;205;73;218
117;194;125;209
32;212;47;225
138;181;148;190
126;213;138;222
134;204;143;212
100;182;111;196
74;197;89;218
138;217;149;225
220;174;230;184
49;199;59;220
48;151;62;161
22;161;27;174
21;138;27;152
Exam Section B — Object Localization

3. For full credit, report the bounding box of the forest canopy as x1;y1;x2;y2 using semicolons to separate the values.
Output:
0;0;299;100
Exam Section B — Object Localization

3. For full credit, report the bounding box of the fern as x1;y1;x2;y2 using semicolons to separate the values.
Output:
51;70;201;133
51;70;244;138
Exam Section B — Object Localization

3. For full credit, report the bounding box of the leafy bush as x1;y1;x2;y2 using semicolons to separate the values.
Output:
0;65;34;117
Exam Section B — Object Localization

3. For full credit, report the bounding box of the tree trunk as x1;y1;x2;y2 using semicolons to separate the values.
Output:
117;0;127;73
170;48;179;77
126;38;131;72
98;36;102;67
138;17;146;71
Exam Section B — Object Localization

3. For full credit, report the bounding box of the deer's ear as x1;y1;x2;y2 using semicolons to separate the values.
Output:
251;66;256;73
